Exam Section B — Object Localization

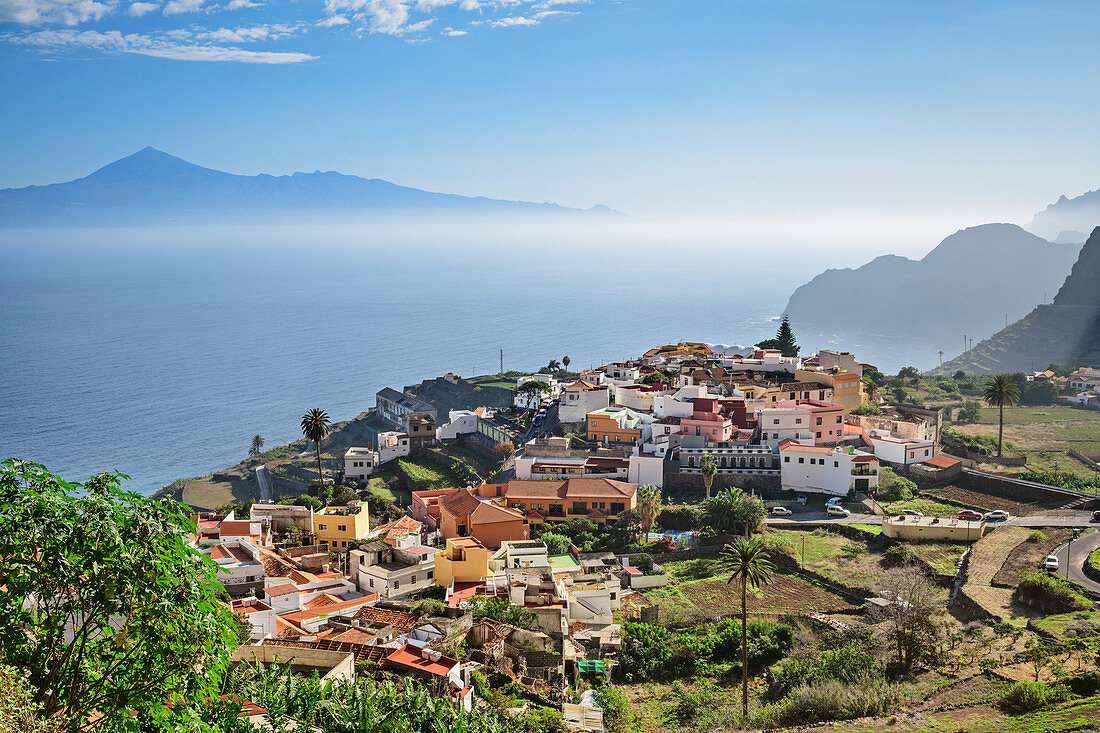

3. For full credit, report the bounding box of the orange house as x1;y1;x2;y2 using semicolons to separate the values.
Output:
504;477;638;525
439;487;527;549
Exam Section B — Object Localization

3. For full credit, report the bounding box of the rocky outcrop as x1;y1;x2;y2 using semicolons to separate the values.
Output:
935;227;1100;375
782;223;1080;344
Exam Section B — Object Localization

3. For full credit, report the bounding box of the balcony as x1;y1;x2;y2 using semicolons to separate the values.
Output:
851;467;877;476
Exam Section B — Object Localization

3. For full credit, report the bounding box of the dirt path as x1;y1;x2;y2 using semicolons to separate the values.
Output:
962;527;1045;622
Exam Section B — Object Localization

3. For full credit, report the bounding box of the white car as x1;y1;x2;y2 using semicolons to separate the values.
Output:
1044;555;1060;571
901;509;923;517
983;510;1011;521
771;506;793;516
827;505;851;517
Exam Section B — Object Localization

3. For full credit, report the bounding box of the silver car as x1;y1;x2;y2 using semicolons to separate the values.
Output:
983;510;1011;521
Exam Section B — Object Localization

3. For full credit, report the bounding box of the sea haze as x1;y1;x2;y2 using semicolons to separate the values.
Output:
0;226;938;494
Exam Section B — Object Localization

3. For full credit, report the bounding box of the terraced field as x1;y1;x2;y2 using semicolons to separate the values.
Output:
647;573;859;622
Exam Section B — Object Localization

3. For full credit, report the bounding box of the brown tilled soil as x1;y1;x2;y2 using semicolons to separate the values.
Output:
992;527;1071;587
963;527;1046;621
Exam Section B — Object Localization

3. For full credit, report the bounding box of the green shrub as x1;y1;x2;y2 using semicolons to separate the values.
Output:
593;685;632;733
840;542;866;557
410;599;446;616
999;681;1071;713
850;403;882;416
656;505;701;531
755;679;902;728
881;545;914;566
519;707;569;733
1016;571;1091;613
1027;530;1048;544
956;401;983;423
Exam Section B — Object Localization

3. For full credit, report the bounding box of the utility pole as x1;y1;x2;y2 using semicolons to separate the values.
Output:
500;348;504;376
964;335;967;353
801;535;806;569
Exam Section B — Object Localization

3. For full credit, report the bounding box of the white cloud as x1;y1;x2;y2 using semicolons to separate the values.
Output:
162;0;202;14
127;0;155;14
9;27;316;62
0;0;114;25
315;12;347;25
196;22;297;41
440;25;464;35
491;14;534;26
225;0;258;8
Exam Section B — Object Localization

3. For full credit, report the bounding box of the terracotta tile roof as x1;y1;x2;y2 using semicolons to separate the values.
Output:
352;606;418;633
264;583;298;597
373;516;423;543
219;520;256;536
279;595;379;625
275;615;308;638
262;637;389;665
329;628;377;644
565;381;603;391
924;454;961;469
505;478;637;500
210;544;232;560
440;488;483;518
471;501;525;524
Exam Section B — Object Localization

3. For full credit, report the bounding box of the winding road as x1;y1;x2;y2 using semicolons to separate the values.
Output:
1055;529;1100;594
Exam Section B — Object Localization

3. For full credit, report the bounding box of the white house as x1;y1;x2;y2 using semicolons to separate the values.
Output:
605;363;641;383
349;542;436;599
864;429;935;466
377;431;411;463
779;440;879;496
489;540;551;574
652;385;710;418
1068;368;1100;390
230;597;277;642
210;538;265;597
250;503;313;532
627;449;665;488
437;409;480;441
755;404;816;449
721;348;803;373
614;383;673;412
559;381;611;423
344;447;377;480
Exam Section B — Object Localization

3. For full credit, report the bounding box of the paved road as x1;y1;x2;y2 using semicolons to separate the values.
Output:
255;464;273;504
1007;515;1096;528
765;512;880;525
1055;529;1100;594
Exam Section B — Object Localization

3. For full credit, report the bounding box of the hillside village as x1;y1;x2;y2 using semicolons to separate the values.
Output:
110;333;1100;732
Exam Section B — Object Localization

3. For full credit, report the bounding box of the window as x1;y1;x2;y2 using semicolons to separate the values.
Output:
457;524;467;535
783;456;790;463
924;449;930;456
593;501;606;510
795;418;802;424
318;524;327;531
610;502;625;514
394;580;400;589
834;461;839;468
338;525;346;532
369;578;374;588
427;571;434;579
798;457;804;464
836;416;842;424
572;502;587;514
816;431;822;438
411;575;416;583
773;419;779;425
816;417;822;425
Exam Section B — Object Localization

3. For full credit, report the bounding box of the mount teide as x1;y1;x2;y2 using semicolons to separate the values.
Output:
0;147;620;227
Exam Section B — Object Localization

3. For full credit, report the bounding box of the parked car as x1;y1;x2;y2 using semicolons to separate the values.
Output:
983;510;1011;521
901;509;923;517
1044;555;1060;571
958;510;983;521
827;505;851;517
771;506;793;516
1092;510;1100;523
826;497;844;507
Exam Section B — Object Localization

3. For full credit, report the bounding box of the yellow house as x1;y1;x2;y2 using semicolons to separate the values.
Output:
312;501;371;551
831;371;867;407
434;537;490;588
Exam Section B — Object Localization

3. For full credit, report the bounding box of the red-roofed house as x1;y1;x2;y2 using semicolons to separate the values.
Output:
409;488;459;530
504;478;638;525
440;487;528;548
384;643;472;711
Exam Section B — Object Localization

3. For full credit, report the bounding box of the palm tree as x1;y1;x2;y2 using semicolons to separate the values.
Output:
637;484;662;537
700;453;717;500
562;355;571;372
249;434;264;458
723;536;776;716
982;374;1020;457
300;408;332;487
863;378;878;403
546;359;561;373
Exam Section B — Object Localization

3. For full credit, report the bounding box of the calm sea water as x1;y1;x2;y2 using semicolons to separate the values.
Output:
0;230;936;494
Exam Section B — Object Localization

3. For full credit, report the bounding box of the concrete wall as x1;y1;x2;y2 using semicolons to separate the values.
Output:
232;645;355;683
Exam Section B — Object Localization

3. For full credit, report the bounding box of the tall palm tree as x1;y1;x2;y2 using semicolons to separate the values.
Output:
300;408;332;487
700;453;717;500
982;374;1020;457
562;355;571;372
636;484;662;537
249;434;264;458
723;536;776;716
546;359;561;373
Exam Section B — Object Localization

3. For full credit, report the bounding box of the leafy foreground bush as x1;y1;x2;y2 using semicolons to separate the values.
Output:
752;679;903;728
1016;571;1092;613
999;681;1072;713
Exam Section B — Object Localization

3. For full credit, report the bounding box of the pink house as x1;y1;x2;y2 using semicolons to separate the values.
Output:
409;488;459;531
679;397;734;442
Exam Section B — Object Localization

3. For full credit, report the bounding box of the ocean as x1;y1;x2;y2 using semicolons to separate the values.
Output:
0;228;938;494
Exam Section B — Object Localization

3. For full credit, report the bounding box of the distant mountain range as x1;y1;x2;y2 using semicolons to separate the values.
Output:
935;226;1100;374
782;223;1082;345
1028;188;1100;241
0;147;620;226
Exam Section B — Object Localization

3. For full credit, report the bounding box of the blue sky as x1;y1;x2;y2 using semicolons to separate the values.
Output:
2;0;1099;239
